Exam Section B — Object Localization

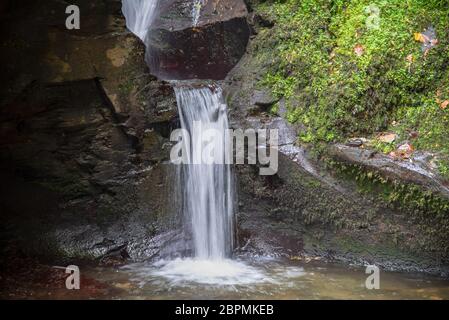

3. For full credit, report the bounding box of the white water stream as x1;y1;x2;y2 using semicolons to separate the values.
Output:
122;0;158;41
121;0;257;284
173;85;234;260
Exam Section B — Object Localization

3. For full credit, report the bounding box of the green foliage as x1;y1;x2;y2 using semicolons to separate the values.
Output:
437;158;449;180
256;0;449;175
369;139;396;154
331;162;449;215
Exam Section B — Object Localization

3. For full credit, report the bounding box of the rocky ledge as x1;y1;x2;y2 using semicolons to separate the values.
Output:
329;144;449;200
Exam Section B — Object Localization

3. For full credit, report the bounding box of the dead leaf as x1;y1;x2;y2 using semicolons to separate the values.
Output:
398;143;414;157
390;143;414;160
389;151;398;159
354;44;364;57
114;282;133;290
409;131;419;139
441;100;449;110
416;28;438;56
406;54;414;72
378;133;397;143
414;32;429;43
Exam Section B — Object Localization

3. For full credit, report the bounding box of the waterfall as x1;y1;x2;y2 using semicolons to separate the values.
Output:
191;1;205;27
174;84;234;259
121;0;158;41
122;0;236;262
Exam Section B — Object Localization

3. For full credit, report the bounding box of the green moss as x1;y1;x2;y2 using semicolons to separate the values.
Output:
330;160;449;215
437;158;449;180
369;139;396;154
255;0;449;176
269;101;280;115
118;78;134;96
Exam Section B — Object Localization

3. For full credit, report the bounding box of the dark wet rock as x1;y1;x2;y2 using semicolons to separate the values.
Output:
0;78;179;260
235;152;449;276
153;0;248;31
99;244;130;266
0;0;180;261
250;90;277;109
329;144;449;199
0;0;178;135
146;0;250;80
247;11;275;31
346;138;365;148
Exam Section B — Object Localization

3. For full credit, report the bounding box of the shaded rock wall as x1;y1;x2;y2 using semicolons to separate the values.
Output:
0;0;252;262
0;0;179;261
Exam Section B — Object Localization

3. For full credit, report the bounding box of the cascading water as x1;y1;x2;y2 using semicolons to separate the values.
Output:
122;0;235;261
173;84;234;260
191;0;205;27
121;0;266;285
121;0;158;41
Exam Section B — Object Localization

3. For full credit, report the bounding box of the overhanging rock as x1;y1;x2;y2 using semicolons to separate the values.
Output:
145;0;250;80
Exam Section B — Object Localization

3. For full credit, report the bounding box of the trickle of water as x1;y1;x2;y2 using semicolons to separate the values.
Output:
191;0;204;27
173;84;234;260
122;0;158;41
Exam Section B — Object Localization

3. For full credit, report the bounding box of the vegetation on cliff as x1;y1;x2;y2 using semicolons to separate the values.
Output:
253;0;449;178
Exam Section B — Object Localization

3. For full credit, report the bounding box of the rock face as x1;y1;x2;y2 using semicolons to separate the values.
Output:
145;0;250;80
0;0;179;261
329;144;449;199
224;5;449;276
0;0;250;262
2;0;448;278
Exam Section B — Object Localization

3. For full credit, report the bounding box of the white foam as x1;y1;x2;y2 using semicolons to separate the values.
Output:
123;258;306;288
150;258;268;285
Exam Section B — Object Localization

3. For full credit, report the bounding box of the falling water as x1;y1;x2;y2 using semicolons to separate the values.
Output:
191;0;205;27
173;84;234;259
121;0;251;283
121;0;158;41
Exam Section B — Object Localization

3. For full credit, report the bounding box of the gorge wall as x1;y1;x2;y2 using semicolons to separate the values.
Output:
0;0;179;262
1;0;448;277
0;0;250;263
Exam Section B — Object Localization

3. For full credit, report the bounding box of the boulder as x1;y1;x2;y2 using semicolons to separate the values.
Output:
145;0;250;80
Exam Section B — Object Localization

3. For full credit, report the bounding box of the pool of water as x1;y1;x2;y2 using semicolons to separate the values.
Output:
83;256;449;300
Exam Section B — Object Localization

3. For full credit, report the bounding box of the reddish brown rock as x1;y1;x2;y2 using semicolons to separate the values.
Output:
145;0;250;80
